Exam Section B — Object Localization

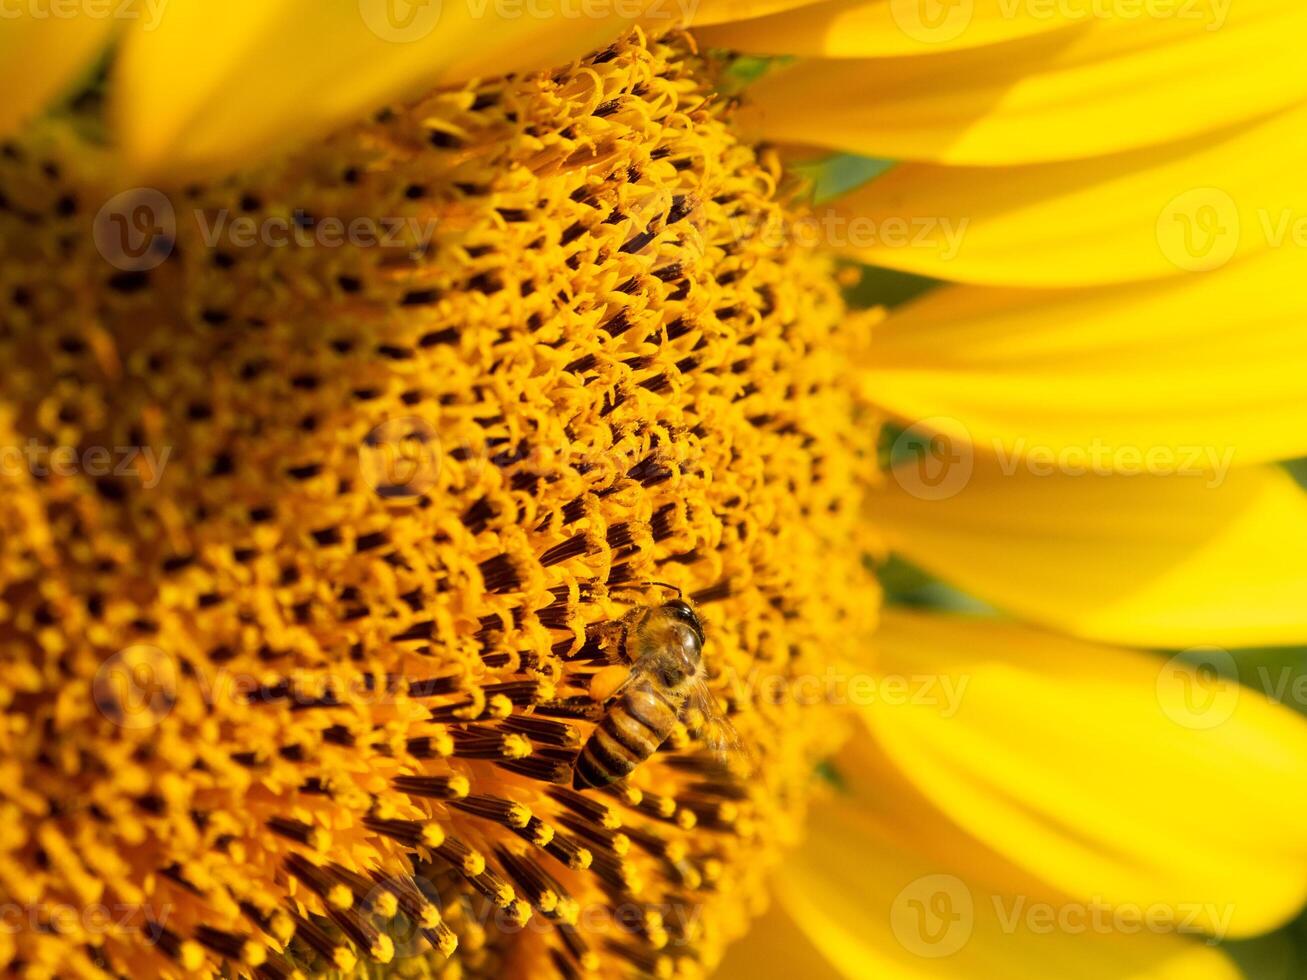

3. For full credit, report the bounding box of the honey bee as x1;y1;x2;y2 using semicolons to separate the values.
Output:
572;590;741;791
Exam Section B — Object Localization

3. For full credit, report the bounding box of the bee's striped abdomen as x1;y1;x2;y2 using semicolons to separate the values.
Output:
573;682;679;790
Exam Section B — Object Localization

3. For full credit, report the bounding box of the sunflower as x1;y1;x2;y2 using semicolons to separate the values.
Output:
3;2;1307;979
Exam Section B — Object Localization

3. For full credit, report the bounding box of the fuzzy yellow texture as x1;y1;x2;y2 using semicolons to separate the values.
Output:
0;29;879;979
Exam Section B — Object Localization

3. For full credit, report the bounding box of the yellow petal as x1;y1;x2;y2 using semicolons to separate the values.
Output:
773;736;1248;977
864;610;1307;939
0;11;114;135
689;0;825;27
864;245;1307;469
871;459;1307;648
697;0;1073;57
114;0;666;179
716;900;844;980
730;0;1307;164
820;103;1307;286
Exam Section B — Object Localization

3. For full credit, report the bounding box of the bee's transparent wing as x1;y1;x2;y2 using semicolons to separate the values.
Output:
684;679;750;776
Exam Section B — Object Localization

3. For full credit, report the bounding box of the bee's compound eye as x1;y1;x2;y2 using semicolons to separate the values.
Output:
661;599;705;646
674;621;702;666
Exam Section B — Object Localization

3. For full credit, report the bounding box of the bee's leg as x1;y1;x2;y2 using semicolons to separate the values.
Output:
585;617;628;665
616;618;632;662
587;611;647;703
589;663;635;703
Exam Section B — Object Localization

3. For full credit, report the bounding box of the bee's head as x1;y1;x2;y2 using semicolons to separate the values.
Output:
653;598;705;689
660;598;705;651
